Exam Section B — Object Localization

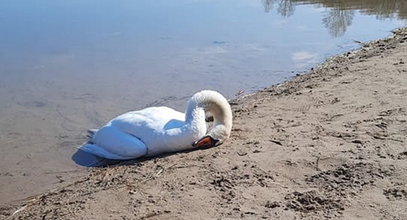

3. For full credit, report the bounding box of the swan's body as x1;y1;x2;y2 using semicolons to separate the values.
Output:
80;90;232;160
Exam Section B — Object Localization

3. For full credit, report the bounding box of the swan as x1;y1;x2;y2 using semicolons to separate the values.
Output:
80;90;233;160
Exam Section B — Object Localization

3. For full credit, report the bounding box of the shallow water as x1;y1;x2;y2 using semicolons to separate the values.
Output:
0;0;406;204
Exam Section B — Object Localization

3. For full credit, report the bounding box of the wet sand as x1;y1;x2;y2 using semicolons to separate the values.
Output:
1;28;406;219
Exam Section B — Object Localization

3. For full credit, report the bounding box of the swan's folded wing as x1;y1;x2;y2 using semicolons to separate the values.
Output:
84;126;148;160
80;143;136;160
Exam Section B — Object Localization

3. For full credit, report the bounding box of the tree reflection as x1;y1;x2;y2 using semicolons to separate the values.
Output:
262;0;295;16
261;0;407;37
262;0;276;13
322;9;354;37
277;0;295;17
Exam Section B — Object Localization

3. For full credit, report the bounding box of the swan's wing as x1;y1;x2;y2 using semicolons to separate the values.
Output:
83;107;186;159
80;143;136;160
85;126;148;160
111;107;185;134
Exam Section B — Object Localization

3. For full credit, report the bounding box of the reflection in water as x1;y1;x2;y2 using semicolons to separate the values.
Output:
299;0;407;19
323;9;355;37
263;0;407;36
278;0;295;17
262;0;295;17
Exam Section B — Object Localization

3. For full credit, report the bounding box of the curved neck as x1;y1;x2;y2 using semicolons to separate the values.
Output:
184;100;206;137
211;102;233;131
186;90;233;140
207;101;233;140
185;104;205;126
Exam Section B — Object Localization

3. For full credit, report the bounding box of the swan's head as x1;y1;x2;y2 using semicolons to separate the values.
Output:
192;135;220;148
190;90;233;148
192;124;229;148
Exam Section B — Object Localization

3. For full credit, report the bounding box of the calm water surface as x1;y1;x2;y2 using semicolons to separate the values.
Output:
0;0;406;204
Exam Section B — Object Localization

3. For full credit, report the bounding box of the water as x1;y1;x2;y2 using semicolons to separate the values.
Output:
0;0;405;204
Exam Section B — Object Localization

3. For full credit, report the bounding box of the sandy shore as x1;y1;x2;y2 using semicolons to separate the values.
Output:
1;28;406;219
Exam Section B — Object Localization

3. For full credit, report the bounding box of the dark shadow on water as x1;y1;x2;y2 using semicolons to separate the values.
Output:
72;145;216;167
72;149;120;167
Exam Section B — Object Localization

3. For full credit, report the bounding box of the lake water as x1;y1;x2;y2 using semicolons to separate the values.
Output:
0;0;406;204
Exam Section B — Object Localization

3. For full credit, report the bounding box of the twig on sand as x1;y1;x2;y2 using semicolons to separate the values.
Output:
6;205;27;220
6;178;90;219
6;198;37;220
315;156;321;171
155;168;163;176
141;163;177;183
141;211;163;219
124;163;178;193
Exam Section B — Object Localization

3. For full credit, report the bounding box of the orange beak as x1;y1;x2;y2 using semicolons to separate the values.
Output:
192;135;220;148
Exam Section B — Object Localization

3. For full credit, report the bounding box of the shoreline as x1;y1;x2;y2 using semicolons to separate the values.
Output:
1;28;406;219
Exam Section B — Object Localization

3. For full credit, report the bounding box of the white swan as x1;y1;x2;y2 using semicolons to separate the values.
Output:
80;90;233;160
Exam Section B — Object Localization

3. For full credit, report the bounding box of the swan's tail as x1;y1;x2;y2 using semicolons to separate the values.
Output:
86;129;98;139
80;143;134;160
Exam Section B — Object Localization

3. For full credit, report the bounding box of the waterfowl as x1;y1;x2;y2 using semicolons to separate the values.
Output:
80;90;233;160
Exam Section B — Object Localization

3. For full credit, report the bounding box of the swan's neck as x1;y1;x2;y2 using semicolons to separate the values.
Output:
186;90;233;141
184;101;206;139
209;101;233;138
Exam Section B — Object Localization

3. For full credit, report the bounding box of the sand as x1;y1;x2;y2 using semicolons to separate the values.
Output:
1;28;406;219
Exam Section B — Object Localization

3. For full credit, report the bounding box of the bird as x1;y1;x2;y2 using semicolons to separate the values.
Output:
80;90;233;160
